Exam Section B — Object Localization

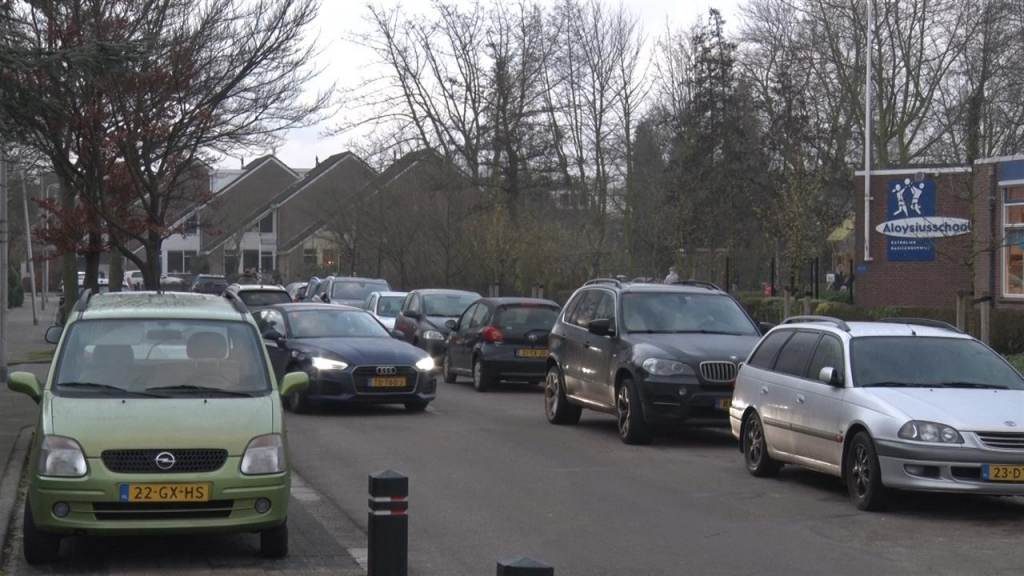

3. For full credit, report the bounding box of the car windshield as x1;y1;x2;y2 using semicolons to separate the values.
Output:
423;293;478;317
621;292;758;335
331;280;389;301
53;319;270;397
852;336;1024;389
495;305;559;331
377;296;405;317
288;310;390;338
238;290;290;307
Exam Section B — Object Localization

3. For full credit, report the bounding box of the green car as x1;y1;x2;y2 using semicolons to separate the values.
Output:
7;291;309;564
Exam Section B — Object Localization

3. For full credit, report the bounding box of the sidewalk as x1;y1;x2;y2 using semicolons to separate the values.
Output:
0;301;53;566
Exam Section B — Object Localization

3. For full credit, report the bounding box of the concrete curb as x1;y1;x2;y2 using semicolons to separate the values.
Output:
0;426;32;572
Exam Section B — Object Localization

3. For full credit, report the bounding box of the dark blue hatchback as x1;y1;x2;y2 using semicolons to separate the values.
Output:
442;298;561;391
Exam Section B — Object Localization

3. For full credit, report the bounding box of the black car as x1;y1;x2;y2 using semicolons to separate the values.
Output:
223;284;292;313
544;279;766;445
255;303;437;412
316;276;391;307
190;274;228;295
443;297;561;391
393;289;481;360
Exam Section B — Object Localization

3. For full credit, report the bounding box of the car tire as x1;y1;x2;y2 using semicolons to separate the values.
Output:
287;388;315;415
260;520;288;558
23;502;61;565
442;354;457;384
743;412;782;477
845;431;888;511
616;378;652;445
472;358;495;392
404;401;429;413
544;366;581;425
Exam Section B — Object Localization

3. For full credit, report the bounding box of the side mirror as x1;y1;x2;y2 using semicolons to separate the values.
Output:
818;366;843;387
8;371;42;403
405;310;421;320
262;327;285;341
758;322;775;334
587;318;614;337
279;371;309;397
445;319;458;331
44;325;63;345
390;329;405;340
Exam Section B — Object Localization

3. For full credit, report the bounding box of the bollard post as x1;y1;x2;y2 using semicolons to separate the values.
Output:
497;556;554;576
368;470;408;576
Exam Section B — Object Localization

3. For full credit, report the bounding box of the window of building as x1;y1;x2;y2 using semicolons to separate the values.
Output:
243;249;259;271
224;250;238;275
183;211;199;235
260;252;274;273
166;250;197;273
259;213;274;234
303;248;317;267
1004;187;1024;297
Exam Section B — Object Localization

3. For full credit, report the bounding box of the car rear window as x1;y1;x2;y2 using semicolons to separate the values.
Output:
377;296;405;317
238;290;291;307
495;305;559;331
423;293;478;317
331;280;389;301
53;319;270;397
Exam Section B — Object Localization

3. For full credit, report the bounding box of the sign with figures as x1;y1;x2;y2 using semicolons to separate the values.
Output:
874;178;971;262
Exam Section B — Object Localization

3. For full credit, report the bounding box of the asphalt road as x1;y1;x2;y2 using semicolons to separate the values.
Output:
288;377;1024;576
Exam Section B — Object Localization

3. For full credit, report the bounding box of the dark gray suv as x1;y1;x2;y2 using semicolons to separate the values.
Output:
544;279;766;444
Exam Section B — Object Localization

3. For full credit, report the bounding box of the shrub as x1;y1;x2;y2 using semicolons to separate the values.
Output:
992;309;1024;356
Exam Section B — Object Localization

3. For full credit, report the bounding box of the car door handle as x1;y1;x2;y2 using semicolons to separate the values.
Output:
760;386;769;395
796;394;806;404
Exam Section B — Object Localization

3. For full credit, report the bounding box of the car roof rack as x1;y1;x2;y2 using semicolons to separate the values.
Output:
782;315;851;332
222;290;251;318
877;317;962;333
74;288;95;321
671;279;722;291
584;278;622;287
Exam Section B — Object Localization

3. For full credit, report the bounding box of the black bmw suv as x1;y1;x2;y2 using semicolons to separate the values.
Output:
544;279;766;444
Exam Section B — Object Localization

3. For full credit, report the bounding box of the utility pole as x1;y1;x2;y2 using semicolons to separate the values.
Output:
863;0;874;263
21;170;37;325
0;144;8;382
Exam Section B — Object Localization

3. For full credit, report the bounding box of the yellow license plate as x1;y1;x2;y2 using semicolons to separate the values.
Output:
120;483;210;502
717;398;732;411
516;348;547;358
984;465;1024;482
370;376;407;388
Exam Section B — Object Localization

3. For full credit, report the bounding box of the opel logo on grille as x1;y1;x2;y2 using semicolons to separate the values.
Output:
528;334;538;343
154;451;176;470
376;366;398;376
1007;421;1018;428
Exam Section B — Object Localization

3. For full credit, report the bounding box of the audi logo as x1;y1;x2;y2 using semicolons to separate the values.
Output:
154;451;176;470
376;366;398;376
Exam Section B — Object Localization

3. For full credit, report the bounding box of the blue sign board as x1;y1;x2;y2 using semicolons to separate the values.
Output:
884;178;936;262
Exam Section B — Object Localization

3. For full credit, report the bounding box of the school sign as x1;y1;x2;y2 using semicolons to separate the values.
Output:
874;178;971;262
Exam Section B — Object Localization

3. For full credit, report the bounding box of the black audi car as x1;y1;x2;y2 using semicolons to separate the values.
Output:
255;303;438;413
443;297;561;391
545;279;767;444
393;289;480;360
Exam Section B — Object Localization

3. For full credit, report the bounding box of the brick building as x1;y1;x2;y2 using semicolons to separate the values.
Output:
853;155;1024;310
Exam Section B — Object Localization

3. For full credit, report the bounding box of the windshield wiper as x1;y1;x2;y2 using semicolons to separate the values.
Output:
145;385;255;397
929;382;1010;390
859;381;933;388
57;382;164;398
671;330;747;335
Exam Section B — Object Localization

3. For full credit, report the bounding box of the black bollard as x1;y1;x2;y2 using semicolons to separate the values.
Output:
497;556;554;575
368;470;408;576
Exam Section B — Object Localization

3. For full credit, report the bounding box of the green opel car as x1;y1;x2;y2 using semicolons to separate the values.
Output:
7;291;309;564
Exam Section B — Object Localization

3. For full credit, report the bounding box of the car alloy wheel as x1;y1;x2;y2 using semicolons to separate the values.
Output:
616;385;631;438
851;444;871;497
544;370;560;418
472;359;489;392
743;412;781;476
845;431;887;511
746;416;765;467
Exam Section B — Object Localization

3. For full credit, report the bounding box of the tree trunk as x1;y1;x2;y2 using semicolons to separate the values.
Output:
109;247;124;292
143;231;163;290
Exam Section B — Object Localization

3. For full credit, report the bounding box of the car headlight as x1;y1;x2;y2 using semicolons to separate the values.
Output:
415;356;436;371
641;358;695;376
898;421;963;444
38;435;87;477
423;330;445;341
311;356;348;371
241;434;286;475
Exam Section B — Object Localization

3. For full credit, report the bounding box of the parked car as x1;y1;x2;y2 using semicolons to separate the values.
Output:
128;270;145;290
160;273;193;291
190;274;229;295
393;289;481;360
364;291;408;330
223;284;292;313
316;276;391;307
255;303;437;413
9;291;309;563
303;276;325;302
443;297;560;391
544;279;765;445
285;281;308;302
731;316;1024;510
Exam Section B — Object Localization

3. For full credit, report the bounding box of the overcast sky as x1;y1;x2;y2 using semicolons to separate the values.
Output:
241;0;743;170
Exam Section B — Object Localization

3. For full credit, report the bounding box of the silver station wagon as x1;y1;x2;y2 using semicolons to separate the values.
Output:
730;316;1024;510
